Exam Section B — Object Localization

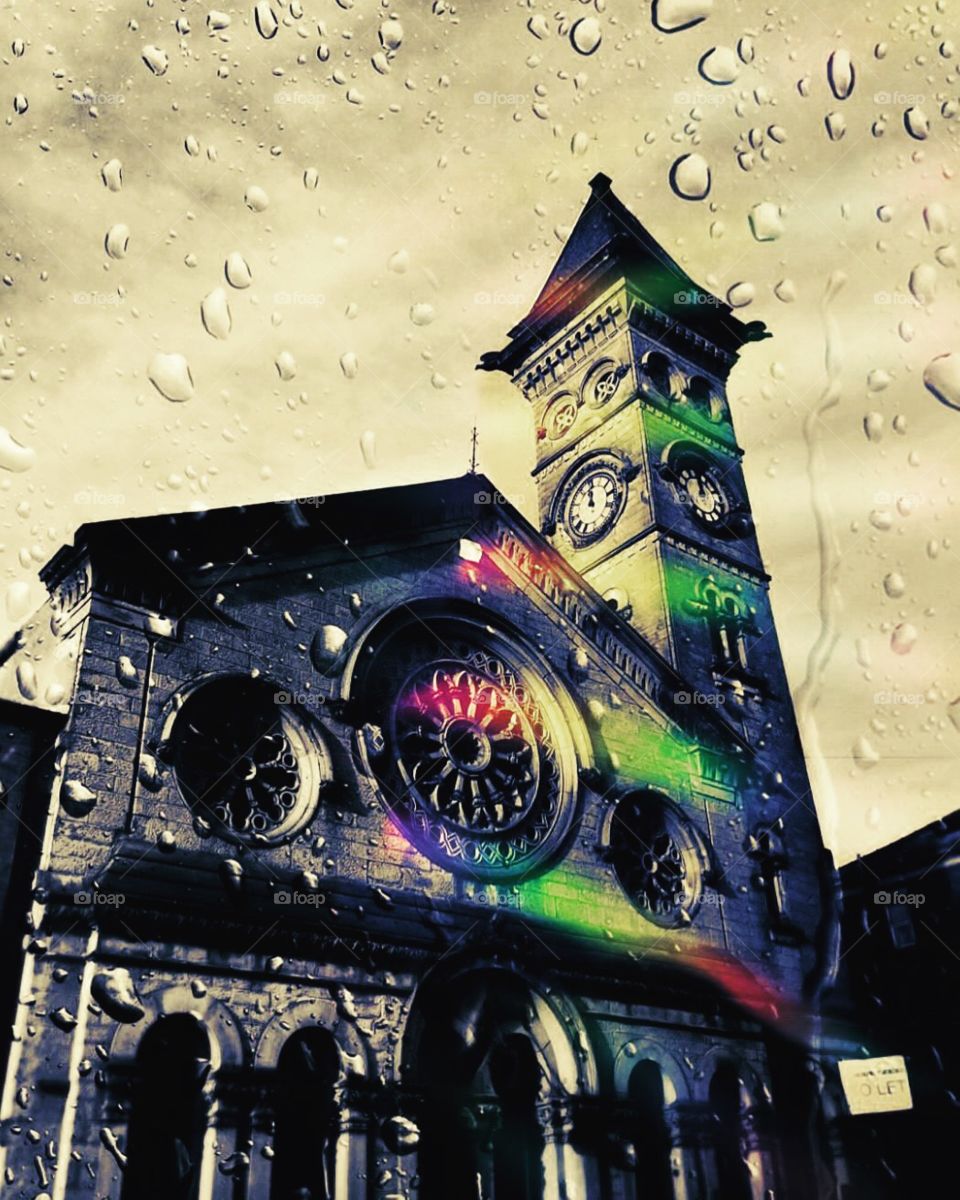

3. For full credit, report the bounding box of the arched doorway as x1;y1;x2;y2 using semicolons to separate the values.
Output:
628;1059;674;1200
709;1060;752;1200
120;1014;212;1200
270;1028;341;1200
407;968;592;1200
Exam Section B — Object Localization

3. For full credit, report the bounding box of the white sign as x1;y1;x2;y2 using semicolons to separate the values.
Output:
838;1055;913;1115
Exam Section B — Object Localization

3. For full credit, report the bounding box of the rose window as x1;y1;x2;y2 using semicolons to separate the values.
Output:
169;677;327;843
354;613;581;880
607;791;704;926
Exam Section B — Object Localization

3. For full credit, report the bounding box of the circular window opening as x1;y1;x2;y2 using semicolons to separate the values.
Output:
170;676;328;843
353;613;581;881
607;791;705;926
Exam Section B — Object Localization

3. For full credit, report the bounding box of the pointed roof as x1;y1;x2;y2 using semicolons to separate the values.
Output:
479;173;769;375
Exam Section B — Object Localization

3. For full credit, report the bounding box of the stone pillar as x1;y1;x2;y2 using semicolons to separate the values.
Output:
667;1100;717;1200
333;1084;371;1200
741;1103;778;1200
537;1097;589;1200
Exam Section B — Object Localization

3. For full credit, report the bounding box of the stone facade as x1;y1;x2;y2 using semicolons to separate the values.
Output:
0;177;843;1199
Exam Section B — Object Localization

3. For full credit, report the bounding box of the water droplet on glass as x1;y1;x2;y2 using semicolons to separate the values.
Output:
570;17;602;56
141;45;169;76
409;302;435;326
824;112;846;141
737;35;755;64
340;352;359;378
303;167;319;190
863;412;884;442
104;224;130;259
527;15;549;40
827;49;855;100
101;158;123;191
12;38;25;57
244;184;269;212
207;10;231;31
698;46;739;84
883;571;906;598
903;107;929;140
853;735;880;769
571;130;590;156
748;201;783;241
935;243;957;268
909;263;937;305
275;350;297;381
379;19;404;50
0;428;36;473
360;430;377;468
923;203;948;235
13;93;28;115
774;278;797;302
225;251;252;288
254;2;279;39
726;281;755;307
388;249;409;273
669;153;711;200
923;353;960;410
867;369;891;392
148;352;194;402
890;622;918;655
653;0;713;34
201;288;232;339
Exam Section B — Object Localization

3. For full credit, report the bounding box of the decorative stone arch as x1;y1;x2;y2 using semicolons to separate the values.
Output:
697;1048;776;1200
342;597;595;883
150;670;334;846
613;1037;690;1103
542;389;580;440
249;996;375;1200
639;349;684;400
401;961;599;1200
96;984;249;1200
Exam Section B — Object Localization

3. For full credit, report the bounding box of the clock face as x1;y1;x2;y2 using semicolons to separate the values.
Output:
677;463;729;525
563;466;624;544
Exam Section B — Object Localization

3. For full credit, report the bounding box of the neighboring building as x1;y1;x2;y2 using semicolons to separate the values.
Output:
821;812;960;1197
0;175;843;1199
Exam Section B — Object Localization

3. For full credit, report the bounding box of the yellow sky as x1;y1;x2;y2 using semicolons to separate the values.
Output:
1;0;958;863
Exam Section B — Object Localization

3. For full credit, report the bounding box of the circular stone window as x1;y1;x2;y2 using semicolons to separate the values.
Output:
169;677;328;843
606;791;705;926
353;613;581;880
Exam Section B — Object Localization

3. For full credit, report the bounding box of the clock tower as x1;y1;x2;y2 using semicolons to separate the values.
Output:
479;173;779;727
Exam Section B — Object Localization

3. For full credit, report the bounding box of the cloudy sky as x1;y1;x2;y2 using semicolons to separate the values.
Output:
1;0;958;864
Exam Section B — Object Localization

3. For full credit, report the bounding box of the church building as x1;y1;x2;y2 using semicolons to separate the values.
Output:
0;175;845;1199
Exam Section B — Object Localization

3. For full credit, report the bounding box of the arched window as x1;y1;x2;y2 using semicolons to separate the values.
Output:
709;1060;753;1200
121;1014;212;1200
686;375;714;416
489;1034;545;1200
643;352;673;397
270;1028;340;1200
628;1060;674;1200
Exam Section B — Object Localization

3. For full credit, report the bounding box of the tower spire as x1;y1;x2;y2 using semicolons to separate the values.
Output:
469;424;479;474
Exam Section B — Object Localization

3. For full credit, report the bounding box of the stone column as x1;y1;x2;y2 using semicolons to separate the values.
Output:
333;1083;371;1200
666;1099;717;1200
537;1097;589;1200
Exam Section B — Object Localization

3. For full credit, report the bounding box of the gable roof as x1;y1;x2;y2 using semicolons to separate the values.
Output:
35;473;751;758
479;172;770;376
